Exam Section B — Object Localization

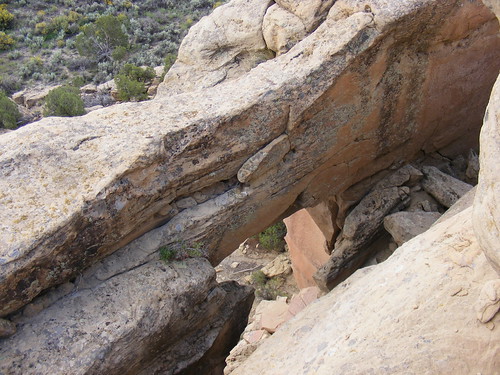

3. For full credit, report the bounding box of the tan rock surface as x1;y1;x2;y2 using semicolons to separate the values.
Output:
159;0;274;95
1;0;499;317
262;4;307;55
232;206;500;375
474;74;500;274
275;0;335;31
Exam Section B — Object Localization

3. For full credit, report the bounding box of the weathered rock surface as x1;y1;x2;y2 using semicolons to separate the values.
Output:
275;0;335;31
422;165;473;208
262;4;307;55
314;167;414;290
474;74;500;275
0;318;15;338
1;0;499;318
260;252;291;278
284;204;334;288
384;210;441;245
232;205;500;375
0;254;254;375
159;0;274;95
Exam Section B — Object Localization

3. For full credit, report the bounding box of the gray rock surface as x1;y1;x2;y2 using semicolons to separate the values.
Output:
421;166;473;208
384;210;442;246
0;256;254;375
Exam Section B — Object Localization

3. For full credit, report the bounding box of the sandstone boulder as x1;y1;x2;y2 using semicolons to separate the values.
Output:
0;252;254;375
261;252;292;278
384;210;442;246
275;0;335;31
159;0;274;95
473;74;500;275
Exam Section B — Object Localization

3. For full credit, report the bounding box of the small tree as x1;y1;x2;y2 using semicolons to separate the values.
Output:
75;15;129;63
44;86;85;117
0;91;20;129
115;64;154;101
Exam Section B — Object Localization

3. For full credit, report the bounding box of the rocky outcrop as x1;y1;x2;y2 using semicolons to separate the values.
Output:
1;0;498;318
232;203;500;374
0;252;254;375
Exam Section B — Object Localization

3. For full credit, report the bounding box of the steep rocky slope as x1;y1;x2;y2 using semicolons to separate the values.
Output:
0;0;499;373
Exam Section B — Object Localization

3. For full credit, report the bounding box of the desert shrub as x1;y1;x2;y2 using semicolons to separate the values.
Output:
0;75;20;95
115;63;154;101
75;14;129;62
258;221;287;251
0;31;13;50
0;91;20;129
250;271;288;300
19;56;43;79
0;5;14;31
44;86;85;117
159;241;206;263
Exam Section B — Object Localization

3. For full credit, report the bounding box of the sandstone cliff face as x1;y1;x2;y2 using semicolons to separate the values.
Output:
1;0;498;319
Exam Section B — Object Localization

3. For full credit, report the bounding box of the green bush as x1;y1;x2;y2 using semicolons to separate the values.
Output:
159;246;176;262
75;14;129;62
158;241;206;263
0;31;14;50
258;221;287;251
0;91;20;129
0;5;14;31
115;64;154;101
44;86;85;117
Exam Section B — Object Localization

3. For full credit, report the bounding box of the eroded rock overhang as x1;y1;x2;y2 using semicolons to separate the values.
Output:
0;0;499;316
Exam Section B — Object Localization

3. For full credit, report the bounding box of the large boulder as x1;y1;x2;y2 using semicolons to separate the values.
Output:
0;239;254;374
473;74;500;275
231;204;500;374
159;0;274;95
1;0;499;318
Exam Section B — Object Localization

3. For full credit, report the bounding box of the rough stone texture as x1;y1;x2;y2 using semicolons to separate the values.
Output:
473;74;500;275
275;0;335;31
159;0;274;96
262;4;307;55
237;134;290;183
260;253;292;278
0;318;15;338
257;299;289;333
1;0;499;317
0;254;254;375
284;207;332;288
314;176;412;290
422;166;473;208
384;210;442;245
476;279;500;324
232;207;500;375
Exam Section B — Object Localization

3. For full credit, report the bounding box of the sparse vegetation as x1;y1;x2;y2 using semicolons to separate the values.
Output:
44;85;85;117
0;91;20;129
0;0;228;91
251;270;289;300
159;241;206;263
258;221;287;252
115;63;154;101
